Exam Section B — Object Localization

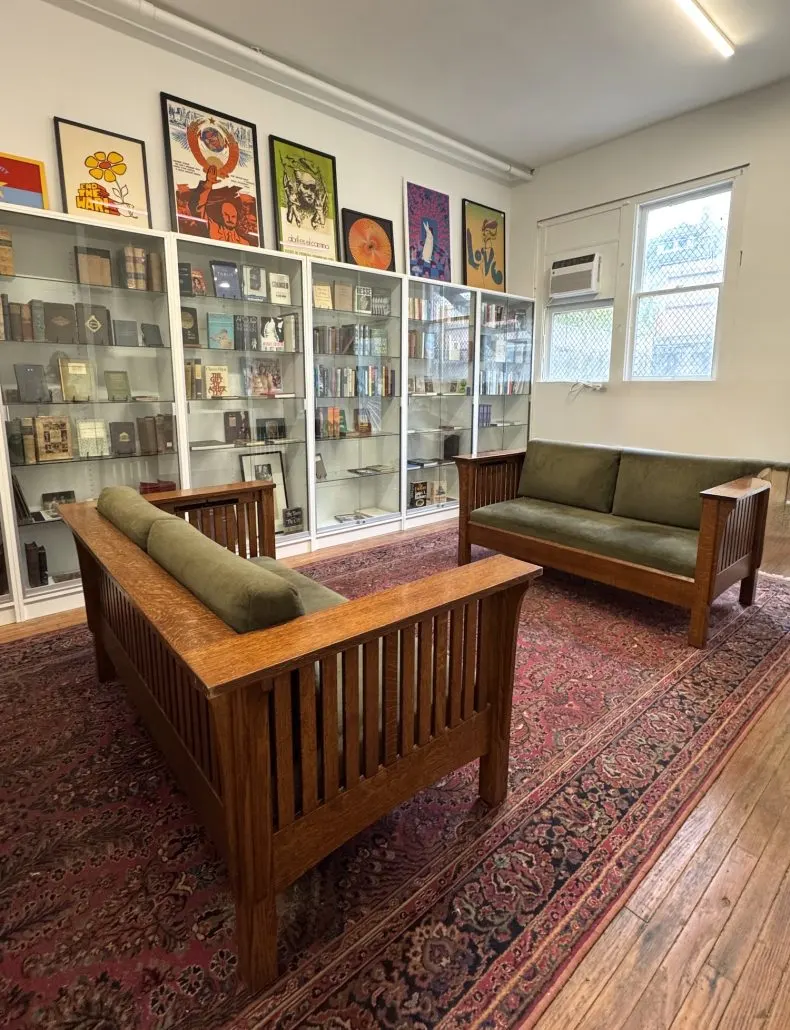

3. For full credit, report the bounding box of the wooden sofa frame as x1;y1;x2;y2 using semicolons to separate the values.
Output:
456;450;770;648
60;480;540;991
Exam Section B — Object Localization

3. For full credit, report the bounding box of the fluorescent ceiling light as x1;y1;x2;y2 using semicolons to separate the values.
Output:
674;0;735;58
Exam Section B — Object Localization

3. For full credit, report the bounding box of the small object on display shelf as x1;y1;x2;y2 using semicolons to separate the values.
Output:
75;304;112;347
104;369;131;402
59;358;96;403
234;314;259;350
14;363;49;403
255;416;287;442
139;479;177;495
155;413;175;453
224;410;251;444
210;260;241;299
181;307;200;348
74;246;112;287
205;365;229;399
34;416;72;462
44;302;77;344
371;291;391;316
110;421;136;456
268;272;291;305
207;312;235;350
6;418;25;466
0;228;15;276
354;285;372;314
355;506;393;519
112;319;139;348
137;416;158;455
76;418;110;458
192;269;207;296
244;357;282;397
312;282;333;309
259;316;284;350
315;453;328;481
242;265;268;301
178;262;193;296
282;507;304;533
140;323;164;348
333;281;353;311
41;490;75;518
409;481;428;508
52;571;81;584
147;252;164;292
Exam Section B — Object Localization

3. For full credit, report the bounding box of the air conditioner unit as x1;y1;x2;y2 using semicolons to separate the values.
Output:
549;253;601;300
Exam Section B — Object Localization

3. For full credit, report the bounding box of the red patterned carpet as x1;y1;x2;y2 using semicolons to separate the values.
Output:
2;530;790;1029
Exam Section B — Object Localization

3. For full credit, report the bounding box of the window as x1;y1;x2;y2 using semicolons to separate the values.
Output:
629;183;733;379
544;302;613;382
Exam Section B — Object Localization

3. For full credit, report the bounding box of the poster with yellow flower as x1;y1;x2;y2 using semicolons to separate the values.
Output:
54;118;151;228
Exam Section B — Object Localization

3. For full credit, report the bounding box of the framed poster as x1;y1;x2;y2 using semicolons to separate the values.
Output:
270;136;340;261
54;118;151;227
161;93;262;246
405;181;451;281
239;450;287;530
463;199;506;291
341;209;395;271
0;152;49;209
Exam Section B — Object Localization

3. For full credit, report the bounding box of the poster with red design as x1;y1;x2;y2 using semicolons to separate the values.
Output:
0;152;49;209
161;94;262;247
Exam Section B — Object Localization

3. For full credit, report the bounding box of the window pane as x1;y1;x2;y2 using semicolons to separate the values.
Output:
546;305;612;382
640;188;732;292
631;287;719;379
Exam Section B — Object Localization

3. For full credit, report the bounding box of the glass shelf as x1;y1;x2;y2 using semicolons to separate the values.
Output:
0;339;170;353
0;271;166;297
478;293;534;454
317;467;399;486
5;398;173;407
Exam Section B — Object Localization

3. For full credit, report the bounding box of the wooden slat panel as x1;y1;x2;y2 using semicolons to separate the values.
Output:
212;506;224;546
299;665;318;813
382;633;399;766
448;605;464;728
342;647;361;789
463;601;478;719
226;505;238;554
363;640;380;778
433;612;449;736
400;625;416;754
237;502;248;559
273;674;295;828
246;501;258;558
417;618;433;746
321;657;340;801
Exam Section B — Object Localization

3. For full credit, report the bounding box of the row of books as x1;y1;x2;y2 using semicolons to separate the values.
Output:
481;303;531;330
408;376;469;395
313;281;390;315
313;324;389;356
482;340;531;364
0;296;163;349
407;295;467;322
184;358;285;400
314;364;397;398
179;260;292;304
7;414;175;464
407;329;470;362
10;360;143;406
479;372;531;396
182;309;299;351
315;406;378;439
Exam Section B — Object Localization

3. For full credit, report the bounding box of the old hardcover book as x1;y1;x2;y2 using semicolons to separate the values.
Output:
354;285;373;313
75;246;112;287
14;363;49;403
25;542;40;588
210;261;241;299
34;416;72;462
242;265;268;301
268;272;291;305
282;313;299;352
20;303;33;341
333;281;353;311
234;314;258;350
260;317;284;351
75;304;111;346
44;303;77;344
104;369;131;401
21;417;36;464
205;365;229;399
119;246;137;290
1;294;10;335
154;413;175;453
207;312;235;349
37;545;48;586
112;319;139;348
0;298;4;340
59;359;96;402
6;419;24;465
244;357;282;397
29;299;46;341
140;323;163;348
409;481;428;508
133;248;147;289
110;421;136;456
147;251;164;292
76;418;110;457
178;261;193;295
8;303;23;341
181;307;200;348
312;282;333;309
136;416;158;455
0;229;14;276
223;410;250;444
192;269;207;296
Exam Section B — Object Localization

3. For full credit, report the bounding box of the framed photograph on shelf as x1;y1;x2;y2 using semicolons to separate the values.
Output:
269;136;340;260
160;93;262;245
0;152;49;209
462;199;506;291
239;450;287;530
405;181;451;281
54;118;151;227
342;209;395;271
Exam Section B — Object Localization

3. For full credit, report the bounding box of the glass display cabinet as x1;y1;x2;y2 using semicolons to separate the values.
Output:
311;261;402;534
406;281;475;514
0;206;179;599
477;292;534;454
177;239;309;539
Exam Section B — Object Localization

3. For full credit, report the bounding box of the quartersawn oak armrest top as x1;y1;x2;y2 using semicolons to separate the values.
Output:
185;554;542;695
701;477;770;502
455;449;526;466
144;479;275;506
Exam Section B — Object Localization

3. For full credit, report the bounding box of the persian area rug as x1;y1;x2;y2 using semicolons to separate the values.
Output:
2;531;790;1030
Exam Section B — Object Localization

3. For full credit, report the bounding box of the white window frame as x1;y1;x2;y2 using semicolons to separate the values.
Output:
626;179;736;382
543;299;615;384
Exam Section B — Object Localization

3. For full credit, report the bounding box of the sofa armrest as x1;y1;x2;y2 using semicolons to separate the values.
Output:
700;477;770;504
456;450;526;564
147;480;276;559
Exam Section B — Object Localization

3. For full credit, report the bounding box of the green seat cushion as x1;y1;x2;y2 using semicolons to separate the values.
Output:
252;557;347;614
471;497;699;577
147;517;304;633
517;440;621;513
612;451;766;530
96;485;176;550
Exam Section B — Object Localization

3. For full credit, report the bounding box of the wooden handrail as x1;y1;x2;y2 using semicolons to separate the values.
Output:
455;449;526;465
700;477;770;503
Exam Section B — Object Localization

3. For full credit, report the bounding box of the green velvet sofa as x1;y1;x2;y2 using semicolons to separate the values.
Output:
456;441;771;647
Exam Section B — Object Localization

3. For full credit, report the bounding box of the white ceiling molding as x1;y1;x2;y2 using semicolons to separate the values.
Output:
51;0;533;185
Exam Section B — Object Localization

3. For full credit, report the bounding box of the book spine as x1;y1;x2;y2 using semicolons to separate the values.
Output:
0;229;14;277
29;300;46;341
134;248;147;290
121;246;137;290
21;304;33;341
147;252;164;292
6;419;23;465
0;300;4;341
21;417;37;464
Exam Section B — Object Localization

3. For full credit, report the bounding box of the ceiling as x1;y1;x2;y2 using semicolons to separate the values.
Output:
153;0;790;168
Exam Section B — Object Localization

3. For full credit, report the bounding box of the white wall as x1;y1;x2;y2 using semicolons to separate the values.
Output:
3;0;511;273
510;78;790;461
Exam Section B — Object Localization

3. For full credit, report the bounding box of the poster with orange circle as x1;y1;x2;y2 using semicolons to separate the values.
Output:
342;209;396;272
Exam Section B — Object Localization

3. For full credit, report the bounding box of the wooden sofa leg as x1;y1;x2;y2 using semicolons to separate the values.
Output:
739;573;758;607
458;528;471;566
94;635;116;683
213;686;279;991
688;601;711;648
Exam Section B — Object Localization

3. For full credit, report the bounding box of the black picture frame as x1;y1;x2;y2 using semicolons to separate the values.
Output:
269;135;341;261
54;117;152;228
239;449;288;529
160;93;263;247
461;197;507;292
341;208;396;271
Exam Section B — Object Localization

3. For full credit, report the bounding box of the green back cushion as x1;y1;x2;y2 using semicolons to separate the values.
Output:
252;556;347;614
147;517;304;633
612;451;765;530
96;485;175;550
517;440;622;513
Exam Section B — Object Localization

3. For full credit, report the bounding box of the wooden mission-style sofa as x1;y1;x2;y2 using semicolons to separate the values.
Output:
60;480;540;991
456;441;771;648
